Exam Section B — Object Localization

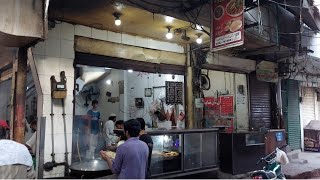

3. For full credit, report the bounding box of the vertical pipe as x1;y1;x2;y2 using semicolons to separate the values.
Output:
10;60;17;140
186;67;194;129
13;47;28;143
185;45;194;129
277;78;283;129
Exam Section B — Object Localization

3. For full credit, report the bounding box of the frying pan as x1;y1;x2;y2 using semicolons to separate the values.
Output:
69;159;112;178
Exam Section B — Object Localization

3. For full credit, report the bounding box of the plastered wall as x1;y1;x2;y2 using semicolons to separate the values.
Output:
32;22;185;177
202;70;249;130
124;71;184;126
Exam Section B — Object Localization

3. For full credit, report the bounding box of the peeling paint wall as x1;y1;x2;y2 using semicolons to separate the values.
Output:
0;0;44;46
205;53;256;73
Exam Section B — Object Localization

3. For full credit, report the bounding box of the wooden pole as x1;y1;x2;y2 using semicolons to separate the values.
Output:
9;60;17;140
13;47;28;143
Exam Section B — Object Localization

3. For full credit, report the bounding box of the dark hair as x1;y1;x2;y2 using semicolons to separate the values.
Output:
124;119;141;137
109;116;116;121
92;100;98;105
115;120;124;126
30;120;37;126
0;127;7;139
136;118;145;130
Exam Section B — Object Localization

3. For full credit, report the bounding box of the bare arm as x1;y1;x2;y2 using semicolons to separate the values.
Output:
100;151;113;169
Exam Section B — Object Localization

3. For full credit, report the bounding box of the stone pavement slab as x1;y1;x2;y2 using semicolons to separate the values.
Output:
283;152;320;179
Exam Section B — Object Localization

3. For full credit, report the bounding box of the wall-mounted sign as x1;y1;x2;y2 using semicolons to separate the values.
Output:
256;61;278;83
165;81;183;104
211;0;244;51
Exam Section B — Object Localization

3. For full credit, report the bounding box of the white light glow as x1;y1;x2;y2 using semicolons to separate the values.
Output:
115;19;121;26
128;69;133;73
105;67;111;70
165;16;174;23
196;37;203;44
166;32;173;39
106;80;112;85
163;135;169;142
196;24;202;30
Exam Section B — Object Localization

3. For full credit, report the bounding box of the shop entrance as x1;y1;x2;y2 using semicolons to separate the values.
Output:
72;52;185;164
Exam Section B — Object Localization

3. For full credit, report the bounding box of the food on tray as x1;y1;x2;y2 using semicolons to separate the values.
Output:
162;151;179;157
226;0;244;17
105;151;116;159
214;5;224;20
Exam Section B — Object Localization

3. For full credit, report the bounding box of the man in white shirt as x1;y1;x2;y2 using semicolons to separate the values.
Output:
103;113;119;148
0;120;35;179
25;120;37;155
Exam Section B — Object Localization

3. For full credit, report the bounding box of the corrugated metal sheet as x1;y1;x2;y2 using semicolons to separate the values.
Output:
249;73;271;130
301;87;315;127
286;80;301;150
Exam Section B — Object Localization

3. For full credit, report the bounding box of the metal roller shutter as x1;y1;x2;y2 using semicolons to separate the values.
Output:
301;87;315;128
249;73;272;130
285;80;301;150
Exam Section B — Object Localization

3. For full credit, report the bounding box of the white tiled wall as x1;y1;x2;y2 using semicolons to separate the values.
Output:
32;22;185;178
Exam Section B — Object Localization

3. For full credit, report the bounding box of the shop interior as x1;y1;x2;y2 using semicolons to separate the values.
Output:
72;61;185;163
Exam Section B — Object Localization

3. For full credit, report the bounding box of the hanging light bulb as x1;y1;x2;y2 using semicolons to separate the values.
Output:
196;33;203;44
166;26;173;39
115;18;121;26
196;37;203;44
113;12;122;26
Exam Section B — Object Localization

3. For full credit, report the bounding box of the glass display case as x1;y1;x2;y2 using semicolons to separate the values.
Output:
150;134;182;175
147;128;218;178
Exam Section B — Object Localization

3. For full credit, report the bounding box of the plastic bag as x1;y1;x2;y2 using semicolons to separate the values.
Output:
276;148;289;165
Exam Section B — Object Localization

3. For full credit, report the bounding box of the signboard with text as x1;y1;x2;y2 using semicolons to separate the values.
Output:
211;0;244;51
165;81;183;104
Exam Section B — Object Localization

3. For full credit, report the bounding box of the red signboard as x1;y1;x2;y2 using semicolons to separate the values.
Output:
211;0;244;51
219;96;234;116
204;97;220;119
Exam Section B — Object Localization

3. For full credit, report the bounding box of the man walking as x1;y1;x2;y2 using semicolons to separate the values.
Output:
100;119;149;179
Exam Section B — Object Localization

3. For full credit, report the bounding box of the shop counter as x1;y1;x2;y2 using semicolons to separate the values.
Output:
146;128;219;178
219;131;265;175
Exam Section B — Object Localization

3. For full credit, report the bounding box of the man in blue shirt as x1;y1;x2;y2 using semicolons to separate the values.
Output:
87;100;101;158
100;119;149;179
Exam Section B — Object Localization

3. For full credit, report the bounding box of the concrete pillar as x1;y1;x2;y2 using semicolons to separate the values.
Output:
13;47;28;143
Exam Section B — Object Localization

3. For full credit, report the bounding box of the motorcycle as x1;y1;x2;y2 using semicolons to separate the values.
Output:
251;145;289;179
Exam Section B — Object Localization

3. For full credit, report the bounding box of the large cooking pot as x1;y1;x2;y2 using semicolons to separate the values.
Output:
69;159;112;178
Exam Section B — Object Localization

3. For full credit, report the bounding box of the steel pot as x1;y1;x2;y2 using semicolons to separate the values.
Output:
69;158;112;178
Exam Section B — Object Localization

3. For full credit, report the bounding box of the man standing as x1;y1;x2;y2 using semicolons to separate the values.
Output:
115;120;124;129
0;120;35;179
87;100;101;158
100;119;149;179
25;120;37;155
136;118;153;179
103;113;118;147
